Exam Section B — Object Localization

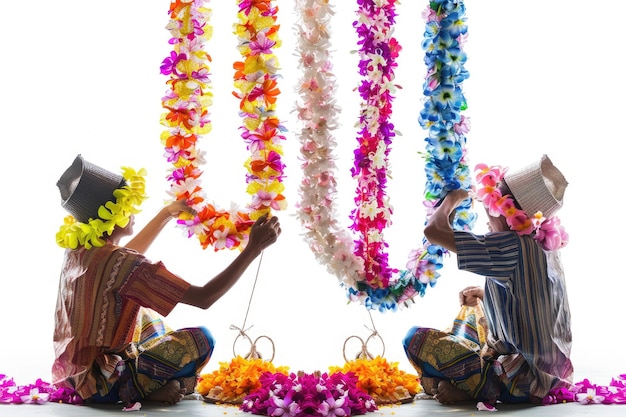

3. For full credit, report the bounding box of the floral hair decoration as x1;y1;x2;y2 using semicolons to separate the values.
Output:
474;164;568;251
56;167;147;250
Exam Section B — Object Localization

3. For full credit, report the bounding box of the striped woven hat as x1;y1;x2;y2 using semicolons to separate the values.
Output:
57;155;126;223
503;154;568;219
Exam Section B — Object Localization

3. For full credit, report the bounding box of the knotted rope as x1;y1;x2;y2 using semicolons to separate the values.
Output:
343;310;386;362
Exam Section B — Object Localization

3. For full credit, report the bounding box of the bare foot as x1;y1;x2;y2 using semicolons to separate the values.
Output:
433;380;472;405
420;377;442;396
146;379;185;405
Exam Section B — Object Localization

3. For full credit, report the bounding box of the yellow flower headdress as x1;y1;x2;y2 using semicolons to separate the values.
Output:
56;155;147;250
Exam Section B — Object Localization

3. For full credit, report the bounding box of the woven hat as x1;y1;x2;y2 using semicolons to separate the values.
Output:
57;155;126;223
503;154;568;219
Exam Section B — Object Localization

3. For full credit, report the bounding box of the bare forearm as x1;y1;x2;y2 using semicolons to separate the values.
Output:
181;245;263;309
125;208;172;253
180;214;281;310
423;190;468;252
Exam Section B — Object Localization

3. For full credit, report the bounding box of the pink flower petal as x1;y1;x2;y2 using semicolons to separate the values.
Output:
476;401;497;411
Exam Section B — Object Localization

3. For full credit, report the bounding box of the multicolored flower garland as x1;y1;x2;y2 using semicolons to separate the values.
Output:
294;0;474;311
160;0;286;251
349;0;402;299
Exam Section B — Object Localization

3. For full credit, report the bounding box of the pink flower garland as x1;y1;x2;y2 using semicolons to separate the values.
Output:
350;0;402;291
160;0;286;251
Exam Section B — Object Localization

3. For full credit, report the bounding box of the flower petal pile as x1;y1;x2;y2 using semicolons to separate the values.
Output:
196;355;290;404
0;375;82;405
543;375;626;405
196;355;419;415
161;0;286;251
240;371;378;417
328;356;421;404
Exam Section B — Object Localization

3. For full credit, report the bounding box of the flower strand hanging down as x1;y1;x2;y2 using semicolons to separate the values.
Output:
233;0;287;215
160;0;286;251
294;0;474;311
294;1;365;290
415;0;476;283
349;0;403;302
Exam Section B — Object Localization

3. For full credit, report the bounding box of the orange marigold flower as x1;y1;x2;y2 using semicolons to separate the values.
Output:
196;356;289;404
328;356;421;404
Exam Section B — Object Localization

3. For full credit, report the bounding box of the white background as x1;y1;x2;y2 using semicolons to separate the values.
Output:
1;0;624;385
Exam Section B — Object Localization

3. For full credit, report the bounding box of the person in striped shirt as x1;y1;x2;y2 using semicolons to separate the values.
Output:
403;155;573;405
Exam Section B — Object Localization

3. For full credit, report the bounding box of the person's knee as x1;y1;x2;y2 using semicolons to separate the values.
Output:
197;326;215;352
403;326;426;349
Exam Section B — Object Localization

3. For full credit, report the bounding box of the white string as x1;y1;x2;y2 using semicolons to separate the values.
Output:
240;250;264;332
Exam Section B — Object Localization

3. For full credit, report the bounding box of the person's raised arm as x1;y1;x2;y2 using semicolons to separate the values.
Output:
423;189;470;253
181;214;281;310
125;200;195;253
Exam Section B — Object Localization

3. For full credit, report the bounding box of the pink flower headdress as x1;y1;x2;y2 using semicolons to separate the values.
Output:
474;162;568;251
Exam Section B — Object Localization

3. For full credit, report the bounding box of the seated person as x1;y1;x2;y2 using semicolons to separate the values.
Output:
52;155;281;406
403;155;573;405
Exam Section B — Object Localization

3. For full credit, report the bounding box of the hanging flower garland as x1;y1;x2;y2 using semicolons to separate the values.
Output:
349;0;403;298
160;0;286;251
415;0;476;275
295;0;474;311
294;0;364;289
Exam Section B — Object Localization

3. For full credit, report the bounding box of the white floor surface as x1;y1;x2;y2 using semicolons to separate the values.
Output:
1;396;624;417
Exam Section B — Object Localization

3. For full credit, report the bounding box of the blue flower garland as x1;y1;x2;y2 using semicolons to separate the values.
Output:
414;0;476;287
